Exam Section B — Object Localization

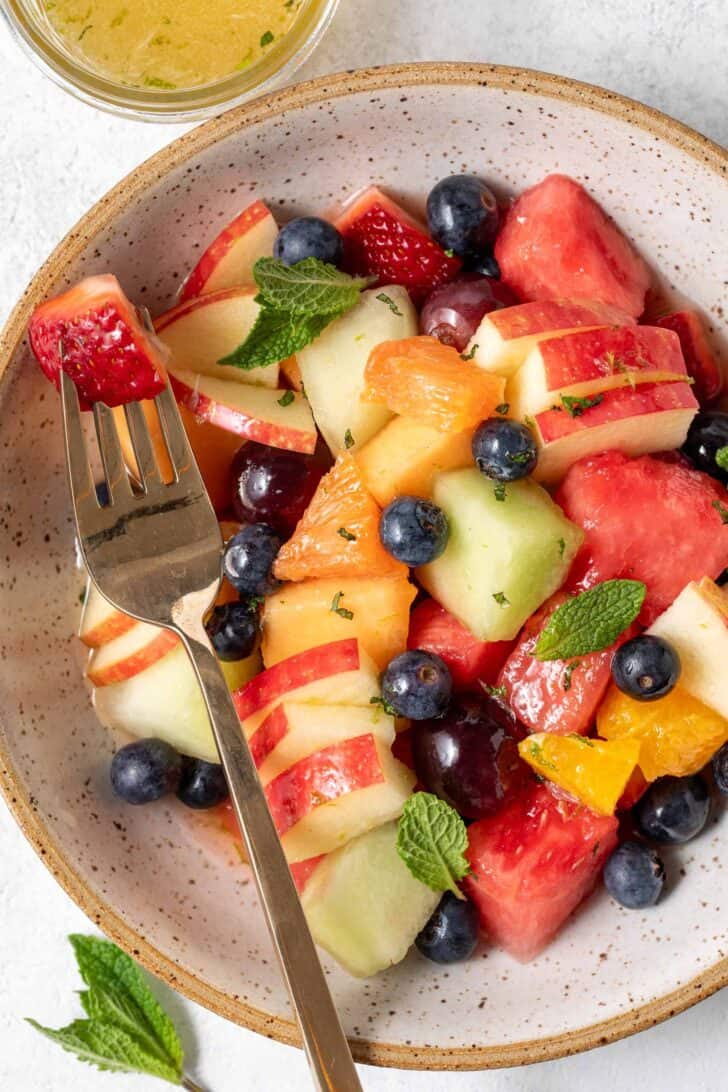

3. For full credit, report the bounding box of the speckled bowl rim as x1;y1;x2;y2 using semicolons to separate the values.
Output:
1;62;727;1071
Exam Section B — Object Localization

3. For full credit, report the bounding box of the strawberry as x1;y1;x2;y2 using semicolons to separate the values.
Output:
407;598;514;688
334;186;461;304
28;274;167;408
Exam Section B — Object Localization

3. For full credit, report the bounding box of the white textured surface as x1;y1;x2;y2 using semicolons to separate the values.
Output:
1;2;727;1089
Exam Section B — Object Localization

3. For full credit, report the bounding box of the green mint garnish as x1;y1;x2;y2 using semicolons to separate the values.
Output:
568;732;594;746
460;344;478;361
142;75;177;89
330;591;354;619
110;8;128;26
219;257;373;370
562;660;581;691
534;579;646;661
260;29;274;46
524;414;537;432
78;23;92;39
493;482;507;502
716;447;728;472
495;402;510;415
561;393;604;418
370;694;398;717
492;591;509;606
337;526;357;541
344;428;355;450
528;740;557;771
507;450;533;466
396;792;471;898
557;537;566;558
443;248;456;258
713;499;728;524
480;681;508;700
78;588;87;605
376;292;403;316
247;595;265;610
26;935;196;1086
277;389;295;407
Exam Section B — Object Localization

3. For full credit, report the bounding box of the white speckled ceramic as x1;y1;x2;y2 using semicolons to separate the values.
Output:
1;64;727;1071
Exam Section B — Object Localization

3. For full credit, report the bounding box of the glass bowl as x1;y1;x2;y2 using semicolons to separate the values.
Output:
0;0;339;121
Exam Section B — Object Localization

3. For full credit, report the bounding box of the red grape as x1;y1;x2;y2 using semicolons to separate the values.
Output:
230;441;330;537
419;273;516;351
412;693;529;819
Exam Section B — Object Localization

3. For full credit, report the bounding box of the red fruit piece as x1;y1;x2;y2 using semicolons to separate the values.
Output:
214;802;323;893
498;592;639;736
334;186;461;305
408;599;514;688
556;450;728;625
655;310;723;405
28;274;167;408
495;174;651;319
464;783;618;961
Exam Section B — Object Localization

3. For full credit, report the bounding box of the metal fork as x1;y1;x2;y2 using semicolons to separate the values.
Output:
60;372;363;1092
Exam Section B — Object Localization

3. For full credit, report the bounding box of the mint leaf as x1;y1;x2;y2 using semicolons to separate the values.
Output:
493;481;507;502
277;389;295;407
376;292;403;316
561;393;604;418
716;447;728;472
343;428;355;450
480;681;507;700
534;579;645;660
495;402;510;415
253;257;371;315
260;29;274;46
370;694;398;716
330;591;354;619
25;935;192;1086
337;526;357;541
219;306;332;370
713;499;728;524
460;343;478;361
397;792;471;898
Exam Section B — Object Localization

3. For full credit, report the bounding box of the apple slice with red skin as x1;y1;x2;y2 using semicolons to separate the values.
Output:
468;297;634;378
168;368;317;454
86;622;179;686
80;583;136;648
179;200;278;302
532;380;698;484
655;310;723;404
509;324;688;419
28;274;167;408
155;287;280;389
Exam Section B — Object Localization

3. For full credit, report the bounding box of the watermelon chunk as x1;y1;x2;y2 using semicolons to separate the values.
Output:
498;592;639;736
407;598;514;688
464;784;618;961
556;450;728;625
335;186;461;304
495;175;650;319
655;310;723;405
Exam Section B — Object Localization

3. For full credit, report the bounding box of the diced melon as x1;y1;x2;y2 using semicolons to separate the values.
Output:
262;575;416;671
417;468;583;640
302;820;440;977
296;286;416;454
355;416;474;507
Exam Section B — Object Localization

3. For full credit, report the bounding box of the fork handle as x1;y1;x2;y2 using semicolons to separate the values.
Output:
178;626;363;1092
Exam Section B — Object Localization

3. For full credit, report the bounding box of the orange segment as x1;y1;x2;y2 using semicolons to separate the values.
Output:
519;733;640;816
355;416;474;507
273;453;407;582
363;336;505;432
597;682;728;781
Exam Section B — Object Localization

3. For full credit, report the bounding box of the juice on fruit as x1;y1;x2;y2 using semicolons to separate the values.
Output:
42;0;303;90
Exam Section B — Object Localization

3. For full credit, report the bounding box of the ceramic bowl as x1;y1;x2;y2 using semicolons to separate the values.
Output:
1;64;727;1071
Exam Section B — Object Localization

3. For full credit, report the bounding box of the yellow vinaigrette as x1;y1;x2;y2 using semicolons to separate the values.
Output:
43;0;302;90
519;733;640;816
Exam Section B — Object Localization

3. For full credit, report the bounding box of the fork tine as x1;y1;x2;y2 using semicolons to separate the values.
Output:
154;384;195;483
93;402;133;503
60;372;100;522
124;401;161;492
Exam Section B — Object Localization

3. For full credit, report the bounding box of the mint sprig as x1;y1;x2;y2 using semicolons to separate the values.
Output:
534;579;645;661
27;935;201;1088
396;792;471;898
716;446;728;472
219;257;373;370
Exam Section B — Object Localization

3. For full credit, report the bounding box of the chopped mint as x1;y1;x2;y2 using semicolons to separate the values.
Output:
460;344;478;361
495;403;510;415
370;694;398;717
143;75;177;89
260;29;275;47
78;23;92;39
277;390;295;407
561;660;581;692
561;393;604;418
493;481;507;502
376;292;403;316
492;591;509;607
344;428;355;450
443;248;456;258
337;526;357;541
330;591;354;619
507;450;533;466
716;447;728;472
557;536;566;558
713;499;728;524
534;579;646;661
397;792;471;898
235;48;254;70
523;414;536;432
528;740;557;771
480;681;508;700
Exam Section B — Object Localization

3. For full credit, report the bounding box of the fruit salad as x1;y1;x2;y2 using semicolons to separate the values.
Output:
28;170;728;977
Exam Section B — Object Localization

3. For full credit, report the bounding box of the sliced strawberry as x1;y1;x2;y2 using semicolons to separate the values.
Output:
334;186;461;304
28;274;167;408
655;310;723;405
464;783;618;961
498;592;640;736
407;598;514;688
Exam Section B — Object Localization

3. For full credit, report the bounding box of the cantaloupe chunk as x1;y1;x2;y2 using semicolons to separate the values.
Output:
355;416;474;507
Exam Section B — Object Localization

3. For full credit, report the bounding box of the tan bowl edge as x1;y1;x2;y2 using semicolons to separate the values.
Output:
1;62;727;1071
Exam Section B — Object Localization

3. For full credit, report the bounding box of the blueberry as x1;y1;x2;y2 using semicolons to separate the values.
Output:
466;252;501;279
273;217;344;267
603;841;666;909
472;418;538;482
681;411;728;485
611;635;681;702
426;175;500;261
223;524;281;598
206;602;258;661
381;650;452;720
177;757;229;809
415;891;479;963
110;738;182;805
379;496;449;566
712;742;728;794
636;774;710;844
